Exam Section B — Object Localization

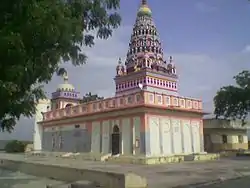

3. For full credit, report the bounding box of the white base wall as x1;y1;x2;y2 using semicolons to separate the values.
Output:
160;118;172;155
148;116;203;156
172;119;182;154
191;121;201;153
182;120;192;154
33;123;43;151
91;121;101;153
101;120;110;154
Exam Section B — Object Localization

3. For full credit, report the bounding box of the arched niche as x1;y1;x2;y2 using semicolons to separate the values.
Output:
111;125;120;155
112;125;120;134
65;103;73;108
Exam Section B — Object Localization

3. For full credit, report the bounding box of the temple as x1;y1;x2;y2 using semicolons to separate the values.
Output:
34;0;205;157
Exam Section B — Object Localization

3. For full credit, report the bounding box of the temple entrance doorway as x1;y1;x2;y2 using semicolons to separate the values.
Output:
111;125;120;155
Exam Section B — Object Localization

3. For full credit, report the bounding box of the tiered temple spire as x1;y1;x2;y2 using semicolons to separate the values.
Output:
114;0;178;96
120;0;176;76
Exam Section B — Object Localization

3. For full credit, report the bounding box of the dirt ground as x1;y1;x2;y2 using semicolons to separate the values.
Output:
0;169;66;188
1;153;250;187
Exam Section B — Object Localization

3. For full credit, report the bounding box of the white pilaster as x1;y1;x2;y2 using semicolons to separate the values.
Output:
33;99;51;151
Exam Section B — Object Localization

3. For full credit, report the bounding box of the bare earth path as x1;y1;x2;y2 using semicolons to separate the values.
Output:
1;153;250;187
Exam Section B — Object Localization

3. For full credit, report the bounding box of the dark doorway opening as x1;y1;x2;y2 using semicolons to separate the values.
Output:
111;125;120;155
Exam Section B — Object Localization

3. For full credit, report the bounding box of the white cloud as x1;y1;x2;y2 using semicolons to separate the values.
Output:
242;45;250;53
2;25;250;140
82;25;132;67
195;2;218;13
0;117;34;141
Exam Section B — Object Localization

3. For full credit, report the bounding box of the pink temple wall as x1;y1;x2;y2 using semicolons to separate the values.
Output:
43;91;203;122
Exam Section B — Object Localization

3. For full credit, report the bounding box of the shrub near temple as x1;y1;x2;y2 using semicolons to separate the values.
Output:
4;140;27;153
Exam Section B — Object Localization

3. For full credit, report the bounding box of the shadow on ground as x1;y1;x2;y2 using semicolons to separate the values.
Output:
0;169;65;188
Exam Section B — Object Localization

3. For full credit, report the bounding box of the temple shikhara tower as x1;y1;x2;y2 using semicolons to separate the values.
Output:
115;0;177;97
34;0;205;160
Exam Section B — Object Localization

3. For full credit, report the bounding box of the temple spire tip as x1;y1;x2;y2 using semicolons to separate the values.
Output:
142;0;147;5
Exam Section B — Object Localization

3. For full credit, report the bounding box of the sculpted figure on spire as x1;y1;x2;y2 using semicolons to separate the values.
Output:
116;58;126;76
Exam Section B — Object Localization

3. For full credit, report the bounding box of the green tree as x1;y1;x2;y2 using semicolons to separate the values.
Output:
4;140;27;153
81;92;104;103
214;70;250;125
0;0;121;132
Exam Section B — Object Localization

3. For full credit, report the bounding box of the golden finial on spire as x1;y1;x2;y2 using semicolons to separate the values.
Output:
138;0;151;16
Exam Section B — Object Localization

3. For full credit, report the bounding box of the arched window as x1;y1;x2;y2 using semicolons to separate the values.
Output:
65;103;73;108
113;125;120;133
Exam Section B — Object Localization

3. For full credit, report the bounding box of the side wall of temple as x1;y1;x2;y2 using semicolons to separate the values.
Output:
41;112;204;156
42;115;144;155
146;114;204;156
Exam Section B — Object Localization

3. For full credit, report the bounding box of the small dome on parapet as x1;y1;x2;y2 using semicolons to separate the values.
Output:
56;69;75;92
56;83;75;92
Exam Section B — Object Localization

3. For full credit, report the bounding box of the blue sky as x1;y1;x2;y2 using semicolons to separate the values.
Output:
1;0;250;140
120;0;250;54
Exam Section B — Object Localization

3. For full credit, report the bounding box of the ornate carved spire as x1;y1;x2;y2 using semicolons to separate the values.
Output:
126;1;162;73
123;0;177;77
114;0;178;96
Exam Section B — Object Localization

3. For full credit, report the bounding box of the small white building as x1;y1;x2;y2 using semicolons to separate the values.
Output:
203;118;249;152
